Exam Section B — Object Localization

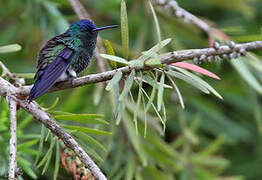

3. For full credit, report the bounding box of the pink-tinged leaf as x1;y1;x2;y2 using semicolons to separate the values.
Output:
171;62;221;80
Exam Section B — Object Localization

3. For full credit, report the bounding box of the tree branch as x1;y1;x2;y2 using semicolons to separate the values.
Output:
7;98;17;180
67;0;91;19
153;0;211;34
17;40;262;96
152;0;230;44
0;61;25;87
0;77;107;180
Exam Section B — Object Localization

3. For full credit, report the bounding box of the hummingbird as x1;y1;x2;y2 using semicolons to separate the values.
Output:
28;19;118;102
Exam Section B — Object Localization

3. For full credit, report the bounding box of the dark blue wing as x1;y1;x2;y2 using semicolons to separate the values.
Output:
28;48;74;102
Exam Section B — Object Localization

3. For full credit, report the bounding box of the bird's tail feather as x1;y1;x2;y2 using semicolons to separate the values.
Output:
28;48;74;102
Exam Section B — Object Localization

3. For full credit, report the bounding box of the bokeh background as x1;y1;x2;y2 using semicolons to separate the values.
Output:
1;0;262;179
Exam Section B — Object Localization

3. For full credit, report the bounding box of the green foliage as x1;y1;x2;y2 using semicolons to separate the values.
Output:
0;44;22;54
0;99;37;179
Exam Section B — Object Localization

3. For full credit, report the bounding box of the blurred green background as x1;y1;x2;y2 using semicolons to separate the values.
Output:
1;0;262;179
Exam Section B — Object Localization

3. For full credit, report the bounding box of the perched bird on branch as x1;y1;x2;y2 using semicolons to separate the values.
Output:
28;19;118;102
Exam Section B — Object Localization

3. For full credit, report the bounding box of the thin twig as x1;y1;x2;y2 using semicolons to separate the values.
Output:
0;77;107;180
7;98;17;180
17;40;262;96
67;0;91;19
152;0;230;45
0;61;25;87
153;0;211;33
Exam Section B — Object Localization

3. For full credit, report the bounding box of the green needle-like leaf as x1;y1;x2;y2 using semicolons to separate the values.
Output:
167;70;210;94
173;67;223;99
100;54;129;64
106;71;123;91
73;131;107;152
53;141;60;180
148;1;161;43
104;39;117;68
137;38;171;63
55;114;108;125
145;58;162;67
37;136;57;169
167;75;185;109
123;114;148;166
62;125;112;136
121;0;129;59
232;57;262;94
0;44;22;53
45;97;59;111
157;72;165;111
18;139;39;151
141;87;165;132
18;157;37;179
34;125;45;165
134;78;143;134
16;73;35;79
119;69;135;101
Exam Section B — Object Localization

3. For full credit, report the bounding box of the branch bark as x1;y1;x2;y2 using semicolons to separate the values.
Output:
153;0;211;34
152;0;230;44
17;40;262;96
7;98;17;180
67;0;91;20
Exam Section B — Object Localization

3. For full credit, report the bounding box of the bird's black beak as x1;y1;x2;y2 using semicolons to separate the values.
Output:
93;25;119;32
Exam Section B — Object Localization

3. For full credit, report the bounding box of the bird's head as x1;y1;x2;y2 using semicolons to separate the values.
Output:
67;19;118;39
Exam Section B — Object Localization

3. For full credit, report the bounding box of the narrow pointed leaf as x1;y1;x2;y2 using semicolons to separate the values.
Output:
137;38;171;63
121;0;129;59
141;87;165;131
18;157;37;179
45;97;59;111
142;74;172;89
145;73;158;112
73;131;107;152
48;110;73;115
171;62;221;80
106;71;123;91
104;39;117;68
80;142;104;162
126;153;135;180
123;115;148;166
0;44;22;53
167;75;185;109
55;114;108;125
146;38;171;54
34;125;45;164
134;78;143;134
62;125;112;135
145;58;162;67
119;70;135;101
16;73;35;79
100;54;128;64
157;72;165;111
53;141;60;180
93;83;104;105
232;57;262;94
167;70;210;94
173;67;223;99
37;136;57;168
18;139;39;150
148;1;161;43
